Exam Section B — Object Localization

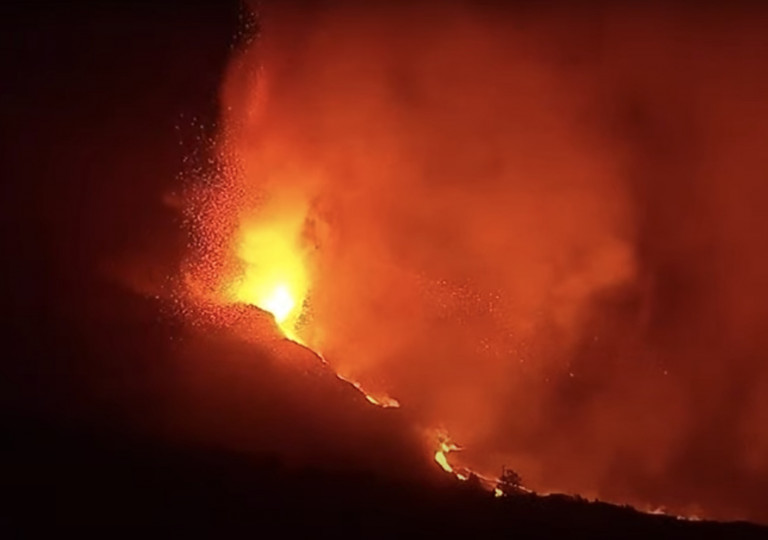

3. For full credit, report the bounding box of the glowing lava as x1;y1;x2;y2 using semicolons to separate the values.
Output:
434;434;461;474
432;431;514;493
226;205;403;411
261;283;295;324
342;377;401;409
231;216;310;342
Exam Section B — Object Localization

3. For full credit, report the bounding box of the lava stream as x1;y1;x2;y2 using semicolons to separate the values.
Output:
434;434;461;474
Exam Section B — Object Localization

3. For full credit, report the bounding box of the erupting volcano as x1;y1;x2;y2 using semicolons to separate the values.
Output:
7;0;768;539
172;0;768;525
8;0;768;535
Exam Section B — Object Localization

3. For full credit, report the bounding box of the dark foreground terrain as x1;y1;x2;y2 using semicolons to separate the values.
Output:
4;411;766;538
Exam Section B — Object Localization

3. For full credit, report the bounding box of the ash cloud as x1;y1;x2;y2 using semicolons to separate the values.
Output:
217;1;768;522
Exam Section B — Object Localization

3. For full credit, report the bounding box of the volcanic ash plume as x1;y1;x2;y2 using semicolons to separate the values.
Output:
185;1;768;524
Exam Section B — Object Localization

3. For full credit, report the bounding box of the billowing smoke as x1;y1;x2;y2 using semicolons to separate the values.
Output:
194;1;768;523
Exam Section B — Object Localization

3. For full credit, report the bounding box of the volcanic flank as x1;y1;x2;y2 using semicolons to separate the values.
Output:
164;299;435;479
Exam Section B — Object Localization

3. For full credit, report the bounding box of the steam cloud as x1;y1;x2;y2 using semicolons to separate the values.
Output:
206;1;768;522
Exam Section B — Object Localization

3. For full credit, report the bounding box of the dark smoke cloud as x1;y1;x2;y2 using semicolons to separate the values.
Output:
214;0;768;522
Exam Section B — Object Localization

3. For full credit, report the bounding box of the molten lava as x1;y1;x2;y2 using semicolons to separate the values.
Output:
230;214;311;342
434;436;461;474
221;197;405;412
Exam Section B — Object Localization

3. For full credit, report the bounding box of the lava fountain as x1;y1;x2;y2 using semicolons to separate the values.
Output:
225;197;404;408
229;209;312;342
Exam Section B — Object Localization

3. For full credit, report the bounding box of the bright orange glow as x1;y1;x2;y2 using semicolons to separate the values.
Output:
225;203;405;411
341;377;400;409
230;212;311;341
364;394;400;408
262;284;295;323
435;450;453;474
434;436;461;474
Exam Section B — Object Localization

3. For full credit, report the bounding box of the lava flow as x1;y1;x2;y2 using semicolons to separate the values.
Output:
434;434;461;475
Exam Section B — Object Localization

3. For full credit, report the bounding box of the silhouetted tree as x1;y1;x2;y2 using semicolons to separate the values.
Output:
497;466;523;496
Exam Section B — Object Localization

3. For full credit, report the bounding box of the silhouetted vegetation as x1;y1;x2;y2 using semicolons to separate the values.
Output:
497;466;524;496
